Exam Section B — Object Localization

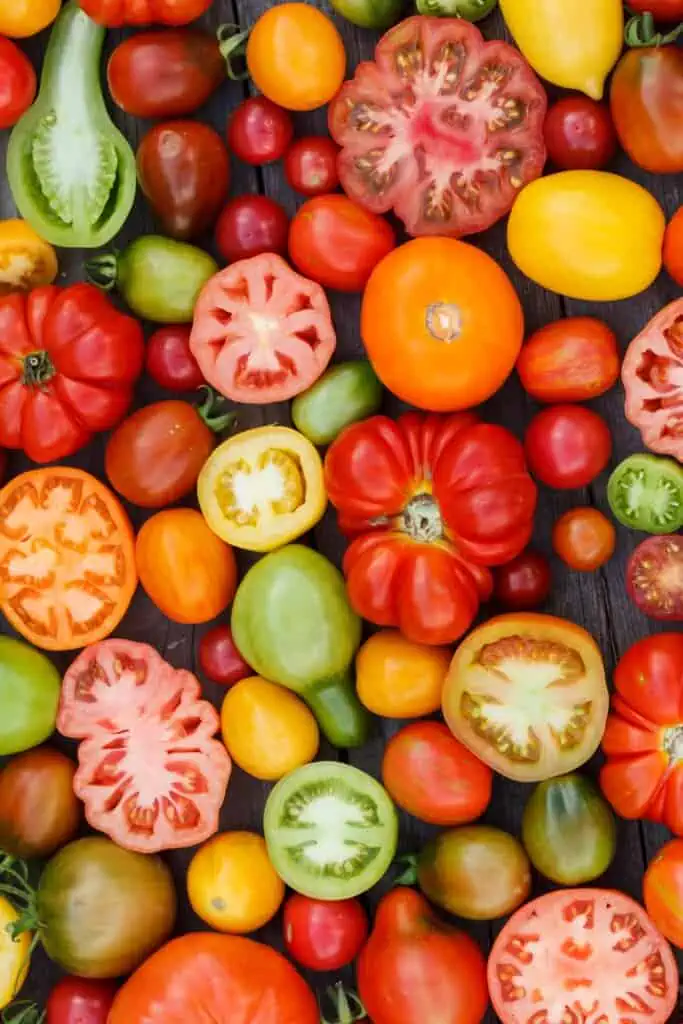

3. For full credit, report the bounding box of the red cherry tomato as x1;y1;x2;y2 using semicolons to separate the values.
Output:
145;325;205;392
524;405;612;490
627;1;683;23
552;507;616;572
215;195;289;264
0;37;36;129
543;96;617;171
47;976;117;1024
284;136;340;197
493;548;552;610
199;625;252;686
227;96;293;166
283;894;368;972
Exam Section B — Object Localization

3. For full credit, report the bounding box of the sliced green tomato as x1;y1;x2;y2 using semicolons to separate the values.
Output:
264;762;398;899
607;453;683;534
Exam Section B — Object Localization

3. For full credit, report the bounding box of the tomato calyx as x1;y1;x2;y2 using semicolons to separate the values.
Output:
625;12;683;47
320;983;367;1024
396;493;444;543
195;386;237;435
1;1003;44;1024
20;350;55;388
84;252;120;292
663;722;683;762
216;23;250;81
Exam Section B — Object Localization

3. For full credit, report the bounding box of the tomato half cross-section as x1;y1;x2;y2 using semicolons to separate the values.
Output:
0;468;137;651
324;412;537;645
488;889;679;1024
328;15;547;238
189;254;336;404
58;639;232;853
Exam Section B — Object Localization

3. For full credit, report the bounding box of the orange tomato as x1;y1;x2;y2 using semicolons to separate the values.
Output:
663;206;683;287
644;839;683;948
361;237;524;412
552;507;616;572
356;630;451;718
135;509;237;625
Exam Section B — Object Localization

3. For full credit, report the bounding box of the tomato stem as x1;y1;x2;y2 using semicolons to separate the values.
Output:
196;385;237;435
1;1002;44;1024
663;723;683;762
393;853;419;886
397;494;444;543
319;983;367;1024
84;251;120;292
216;24;251;81
21;351;55;388
625;12;683;47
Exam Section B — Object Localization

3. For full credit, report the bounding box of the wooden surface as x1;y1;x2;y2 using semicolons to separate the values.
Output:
2;2;683;1019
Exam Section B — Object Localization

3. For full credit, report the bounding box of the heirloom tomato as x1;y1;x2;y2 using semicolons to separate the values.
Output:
552;508;616;572
329;16;546;238
525;405;612;490
664;205;683;286
356;630;450;718
325;412;537;644
199;626;252;686
77;0;212;27
284;895;368;972
227;97;293;165
0;40;36;129
516;317;620;403
623;299;683;460
215;195;289;264
291;360;383;447
543;96;616;170
0;638;60;755
0;897;30;1009
284;137;340;197
145;325;204;392
47;977;117;1024
608;454;683;535
627;536;683;621
0;0;59;38
0;747;80;858
644;839;683;948
493;549;551;610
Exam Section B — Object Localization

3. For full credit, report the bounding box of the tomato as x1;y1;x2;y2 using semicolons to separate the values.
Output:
0;0;59;38
221;676;319;780
247;4;345;112
77;0;212;27
137;122;230;241
136;509;237;625
517;317;620;403
358;888;488;1024
292;360;383;446
443;613;609;781
331;0;404;28
361;238;524;410
627;536;683;621
0;469;136;651
284;137;340;197
0;896;31;1009
227;97;293;165
190;254;336;403
553;507;616;572
628;0;683;18
0;39;35;128
493;548;551;610
489;889;679;1024
543;95;617;170
382;721;492;825
0;747;80;859
324;412;537;645
525;405;612;490
356;630;451;718
644;839;683;948
608;453;683;534
47;978;117;1024
623;299;683;460
145;325;204;392
58;639;232;853
0;638;60;755
664;206;683;286
188;832;284;934
215;195;289;264
199;626;252;687
284;896;368;972
0;220;54;294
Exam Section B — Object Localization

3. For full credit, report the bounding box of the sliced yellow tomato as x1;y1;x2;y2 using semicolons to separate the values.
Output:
0;220;58;295
197;426;326;552
0;896;31;1009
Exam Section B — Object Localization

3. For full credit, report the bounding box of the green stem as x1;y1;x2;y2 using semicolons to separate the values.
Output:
393;853;419;886
305;669;372;749
84;251;119;291
216;23;251;80
320;984;367;1024
625;12;683;46
2;1002;45;1024
196;386;237;435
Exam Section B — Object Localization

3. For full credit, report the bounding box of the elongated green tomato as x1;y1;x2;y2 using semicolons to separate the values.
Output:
7;3;136;249
416;0;497;18
291;361;383;446
329;0;404;28
607;454;683;534
0;638;61;755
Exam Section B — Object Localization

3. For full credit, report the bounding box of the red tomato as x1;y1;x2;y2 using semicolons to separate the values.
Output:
627;536;683;621
58;639;232;853
524;405;612;490
628;0;683;16
0;37;36;129
329;16;547;237
324;412;537;645
283;895;368;971
47;977;117;1024
664;206;683;286
289;195;395;293
517;317;620;403
644;839;683;948
623;299;683;459
78;0;212;27
145;325;205;392
227;97;293;166
493;548;551;609
284;136;340;196
611;40;683;173
488;889;679;1024
215;195;289;264
552;507;616;571
190;254;336;404
382;721;492;826
543;96;616;170
199;626;252;687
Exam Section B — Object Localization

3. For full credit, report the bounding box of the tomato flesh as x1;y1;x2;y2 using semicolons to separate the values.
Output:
627;535;683;621
623;299;683;460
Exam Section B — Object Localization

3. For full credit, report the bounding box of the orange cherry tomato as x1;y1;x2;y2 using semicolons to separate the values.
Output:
644;838;683;948
552;507;616;572
355;630;451;718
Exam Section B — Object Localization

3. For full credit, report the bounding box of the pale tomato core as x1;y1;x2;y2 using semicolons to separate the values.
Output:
214;448;305;527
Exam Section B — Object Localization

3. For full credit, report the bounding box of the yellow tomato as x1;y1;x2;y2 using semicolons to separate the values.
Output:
0;896;31;1009
187;832;284;933
0;0;59;38
356;630;451;718
246;4;346;112
508;172;665;302
221;676;319;781
499;0;622;100
0;220;57;295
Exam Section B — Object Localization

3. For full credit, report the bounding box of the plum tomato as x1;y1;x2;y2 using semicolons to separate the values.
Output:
524;405;612;490
0;37;36;129
623;299;683;460
516;317;620;403
627;535;683;621
382;721;492;826
552;507;616;572
227;96;293;165
644;839;683;949
145;325;205;391
284;136;340;197
543;96;617;170
215;195;289;264
47;977;117;1024
199;625;252;687
493;548;552;610
663;206;683;286
0;747;80;859
283;894;368;971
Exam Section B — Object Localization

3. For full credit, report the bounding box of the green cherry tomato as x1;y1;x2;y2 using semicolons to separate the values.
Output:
329;0;405;29
607;453;683;534
0;637;61;755
416;0;497;19
291;361;383;447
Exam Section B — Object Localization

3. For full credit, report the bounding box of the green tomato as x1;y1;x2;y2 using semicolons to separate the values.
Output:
521;773;616;885
0;637;61;755
607;453;683;534
329;0;404;29
291;361;383;446
415;0;497;18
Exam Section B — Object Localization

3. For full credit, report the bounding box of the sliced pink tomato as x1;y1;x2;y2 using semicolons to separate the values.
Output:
623;299;683;460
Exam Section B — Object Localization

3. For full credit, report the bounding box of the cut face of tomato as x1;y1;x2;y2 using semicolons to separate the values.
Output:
488;889;679;1024
442;613;609;781
623;299;683;460
627;536;683;621
189;253;336;404
58;639;232;853
328;16;547;237
0;469;136;651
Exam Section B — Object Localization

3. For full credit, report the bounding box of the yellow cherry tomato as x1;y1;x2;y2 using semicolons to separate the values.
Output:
508;171;665;302
221;676;319;781
0;896;31;1009
246;4;346;112
0;0;60;39
499;0;622;100
0;220;58;295
187;832;285;933
356;630;451;718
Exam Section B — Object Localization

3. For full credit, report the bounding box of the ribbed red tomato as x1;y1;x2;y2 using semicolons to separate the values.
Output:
78;0;212;27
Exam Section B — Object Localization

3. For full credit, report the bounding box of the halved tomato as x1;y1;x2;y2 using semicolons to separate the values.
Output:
488;889;679;1024
328;16;547;238
0;468;136;652
58;639;232;853
623;299;683;460
442;613;609;781
189;254;336;404
627;536;683;622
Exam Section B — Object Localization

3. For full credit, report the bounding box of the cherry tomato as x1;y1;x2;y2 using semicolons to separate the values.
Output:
0;38;36;129
227;97;293;166
663;206;683;286
284;136;340;197
493;549;552;610
516;317;620;403
215;195;289;264
553;507;616;572
627;536;683;621
145;325;205;392
628;0;683;16
543;96;617;171
199;626;252;687
525;405;612;490
47;976;117;1024
283;894;368;971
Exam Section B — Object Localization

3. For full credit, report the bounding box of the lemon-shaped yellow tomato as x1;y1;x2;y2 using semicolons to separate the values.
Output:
500;0;623;99
221;676;319;781
508;172;665;302
0;896;31;1009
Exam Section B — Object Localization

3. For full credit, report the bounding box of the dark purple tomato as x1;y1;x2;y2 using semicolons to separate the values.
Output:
146;326;205;392
227;96;294;166
493;549;552;610
284;136;340;196
544;96;617;171
215;195;289;264
199;625;252;686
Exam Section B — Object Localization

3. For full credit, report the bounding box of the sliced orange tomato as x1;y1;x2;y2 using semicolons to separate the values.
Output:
0;220;57;294
0;468;137;651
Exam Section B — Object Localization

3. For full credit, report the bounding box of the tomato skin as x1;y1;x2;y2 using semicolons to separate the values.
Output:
284;894;368;971
525;405;612;490
47;977;117;1024
493;548;551;610
0;0;59;38
627;536;683;621
0;38;36;129
0;220;58;296
356;631;451;718
611;47;683;174
145;325;204;392
663;205;683;286
0;747;80;859
552;507;616;571
284;136;340;196
199;626;252;686
544;96;616;170
517;317;620;403
78;0;213;28
227;97;293;166
644;839;683;948
215;195;289;264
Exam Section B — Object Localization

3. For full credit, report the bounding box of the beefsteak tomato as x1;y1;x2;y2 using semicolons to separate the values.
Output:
324;412;537;645
77;0;212;26
623;299;683;460
644;838;683;948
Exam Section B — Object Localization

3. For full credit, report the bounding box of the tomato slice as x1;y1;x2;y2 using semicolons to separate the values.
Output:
189;253;336;403
58;639;232;854
488;889;679;1024
442;613;609;781
623;299;683;460
328;16;547;237
608;454;683;535
627;536;683;621
0;468;136;651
